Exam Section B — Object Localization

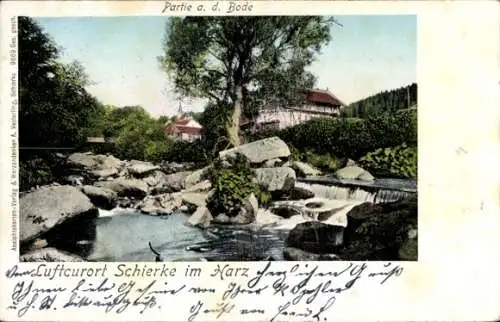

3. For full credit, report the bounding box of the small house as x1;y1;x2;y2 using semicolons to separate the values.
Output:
164;114;203;142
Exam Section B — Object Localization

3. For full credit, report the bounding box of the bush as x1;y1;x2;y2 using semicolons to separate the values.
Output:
207;153;271;216
165;140;208;165
19;152;70;191
302;150;340;172
358;145;417;179
247;110;417;161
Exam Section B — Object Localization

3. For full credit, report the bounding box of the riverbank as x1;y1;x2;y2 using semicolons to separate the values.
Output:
19;137;417;262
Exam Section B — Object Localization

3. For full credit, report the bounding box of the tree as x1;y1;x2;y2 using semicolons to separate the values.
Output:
18;17;103;149
160;16;334;147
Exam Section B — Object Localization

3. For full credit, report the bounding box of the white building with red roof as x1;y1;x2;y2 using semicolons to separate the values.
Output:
254;88;345;130
164;114;203;142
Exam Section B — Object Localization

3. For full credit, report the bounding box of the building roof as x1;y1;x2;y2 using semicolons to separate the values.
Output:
165;114;203;135
301;89;345;107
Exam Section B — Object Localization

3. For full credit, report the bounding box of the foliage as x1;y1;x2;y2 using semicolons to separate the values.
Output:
358;145;417;179
302;150;340;172
19;153;69;191
198;101;233;156
164;140;208;165
342;83;417;118
160;16;335;146
18;17;103;149
207;153;270;216
104;106;172;162
251;110;417;161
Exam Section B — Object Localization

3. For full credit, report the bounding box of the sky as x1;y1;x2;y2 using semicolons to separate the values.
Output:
35;15;416;117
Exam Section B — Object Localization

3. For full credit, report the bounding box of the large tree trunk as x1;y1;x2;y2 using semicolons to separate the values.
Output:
227;84;243;147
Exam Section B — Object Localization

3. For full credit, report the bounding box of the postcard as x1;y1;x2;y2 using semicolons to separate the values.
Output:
0;1;499;321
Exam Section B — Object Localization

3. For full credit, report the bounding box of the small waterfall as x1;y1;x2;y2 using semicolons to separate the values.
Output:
300;183;413;203
97;207;130;217
306;183;376;202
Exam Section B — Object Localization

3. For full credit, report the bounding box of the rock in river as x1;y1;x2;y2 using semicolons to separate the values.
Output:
20;185;98;256
94;178;148;199
335;166;374;181
286;221;344;254
254;167;296;193
219;136;290;164
80;185;118;210
187;206;213;228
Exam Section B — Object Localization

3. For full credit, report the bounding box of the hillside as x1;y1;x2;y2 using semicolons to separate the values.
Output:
342;83;417;118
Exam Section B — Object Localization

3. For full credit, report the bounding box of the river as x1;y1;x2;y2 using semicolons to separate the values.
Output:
87;210;288;262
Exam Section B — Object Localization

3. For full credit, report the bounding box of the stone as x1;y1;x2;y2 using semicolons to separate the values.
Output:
213;213;230;224
137;193;182;215
142;170;169;187
335;166;375;181
263;158;283;167
68;153;123;172
399;228;418;261
219;136;291;164
288;161;322;177
187;206;213;228
184;167;210;188
185;180;212;192
269;202;304;218
89;168;118;179
20;185;97;243
339;199;418;260
20;248;85;262
163;171;192;191
254;167;296;192
20;185;98;256
283;247;341;261
286;221;344;254
255;208;283;227
301;197;349;225
180;192;210;210
127;160;160;177
80;185;118;210
64;175;84;186
94;178;148;199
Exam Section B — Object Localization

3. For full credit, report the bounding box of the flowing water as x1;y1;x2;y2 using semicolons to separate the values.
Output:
297;177;416;203
87;178;416;262
87;210;287;262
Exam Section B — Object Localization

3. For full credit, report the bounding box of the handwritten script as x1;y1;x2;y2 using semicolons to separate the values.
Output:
4;262;403;321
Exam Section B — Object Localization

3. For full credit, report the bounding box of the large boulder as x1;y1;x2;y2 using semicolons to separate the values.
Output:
80;185;118;210
219;137;290;164
68;153;123;172
286;161;322;177
286;221;344;254
180;192;210;211
254;167;296;193
20;248;86;262
136;193;183;215
184;167;210;188
88;168;118;180
187;206;213;228
231;193;259;225
165;171;192;190
335;166;374;181
127;160;161;177
94;178;148;199
339;199;418;260
20;185;98;256
142;170;169;188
